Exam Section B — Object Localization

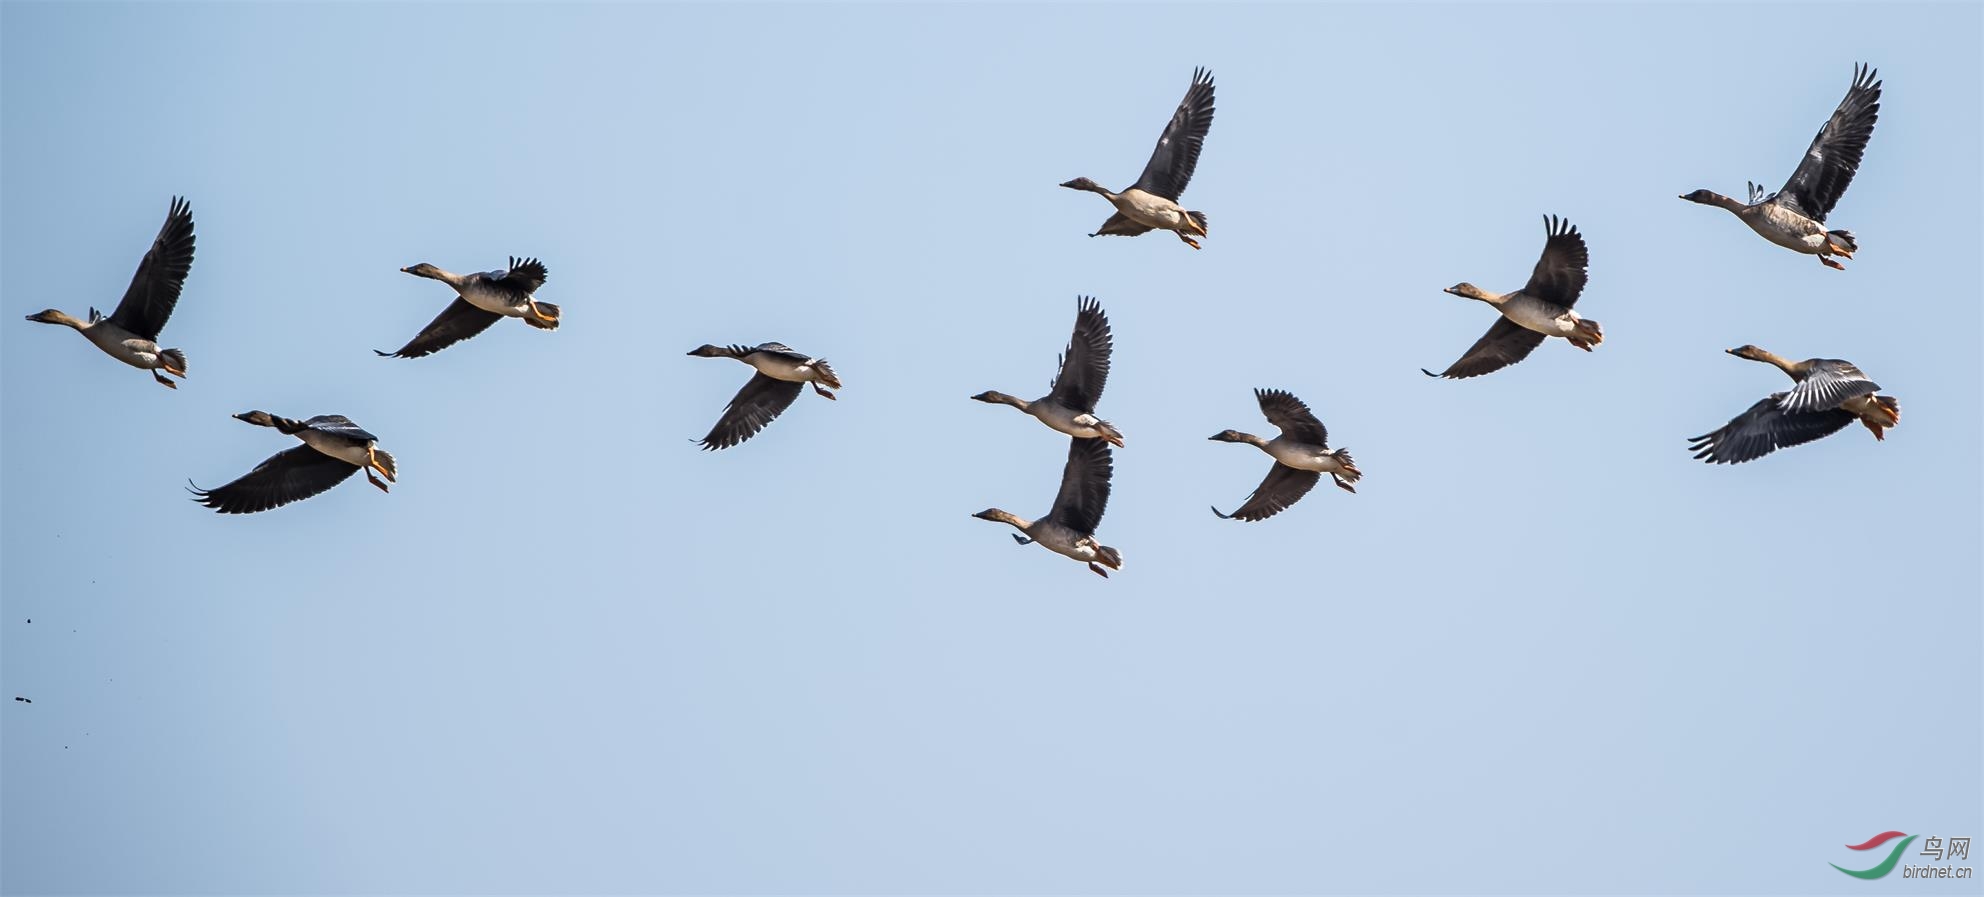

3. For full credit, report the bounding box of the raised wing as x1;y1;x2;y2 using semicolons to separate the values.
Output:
1687;394;1856;464
189;445;360;514
699;373;803;450
1046;436;1114;537
1422;317;1546;380
482;256;548;301
1255;388;1327;446
301;414;378;443
1521;215;1589;308
1046;296;1113;413
106;197;195;340
1776;64;1880;222
1212;463;1320;522
1779;359;1880;414
375;298;503;358
1130;68;1215;201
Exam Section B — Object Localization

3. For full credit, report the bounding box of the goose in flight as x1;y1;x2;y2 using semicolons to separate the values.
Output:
1688;345;1898;464
1681;64;1880;270
190;412;397;513
972;296;1124;446
973;437;1123;578
688;342;840;450
1209;388;1360;521
1061;68;1215;249
1424;215;1601;379
377;257;560;358
25;197;194;388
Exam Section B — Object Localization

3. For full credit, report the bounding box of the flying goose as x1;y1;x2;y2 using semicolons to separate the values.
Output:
972;296;1124;446
1061;68;1215;249
1209;388;1360;521
689;342;840;450
377;257;559;358
1688;345;1898;464
973;437;1123;578
190;412;397;513
1424;215;1601;379
25;197;194;388
1681;64;1880;270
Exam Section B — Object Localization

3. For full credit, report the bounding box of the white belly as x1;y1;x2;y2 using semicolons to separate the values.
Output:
1112;188;1188;230
460;283;526;316
747;355;818;383
1265;440;1340;473
1747;205;1826;253
1029;402;1103;437
84;325;161;370
1027;521;1098;561
1500;295;1578;337
298;431;371;466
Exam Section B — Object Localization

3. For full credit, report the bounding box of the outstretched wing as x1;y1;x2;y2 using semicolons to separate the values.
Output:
375;299;504;359
1212;463;1320;522
1423;318;1546;380
189;445;360;514
1687;394;1856;464
1130;68;1215;201
1046;296;1113;413
1255;388;1327;446
1780;359;1880;414
106;197;196;340
1521;215;1589;308
1046;437;1114;537
1776;64;1880;222
699;373;804;450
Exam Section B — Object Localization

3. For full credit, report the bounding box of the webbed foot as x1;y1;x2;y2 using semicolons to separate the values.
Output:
1088;562;1110;578
152;371;178;389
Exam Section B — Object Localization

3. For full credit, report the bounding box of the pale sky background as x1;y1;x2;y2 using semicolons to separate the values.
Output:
3;3;1979;895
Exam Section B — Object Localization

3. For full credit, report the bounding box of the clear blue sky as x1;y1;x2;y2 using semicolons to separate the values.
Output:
3;3;1979;894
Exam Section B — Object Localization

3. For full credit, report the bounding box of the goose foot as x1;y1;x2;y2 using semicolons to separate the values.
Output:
812;384;837;400
1088;562;1110;578
1820;256;1845;271
1176;232;1202;250
529;298;559;321
152;371;178;389
365;470;391;493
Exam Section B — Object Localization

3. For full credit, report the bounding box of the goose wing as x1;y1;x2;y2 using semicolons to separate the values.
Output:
301;414;378;443
1046;296;1113;413
1091;212;1155;237
699;373;803;450
1775;64;1880;222
1130;68;1215;201
106;197;195;340
1046;437;1114;537
375;298;503;358
1212;463;1320;522
1521;215;1589;308
478;256;548;301
189;445;359;514
1422;318;1545;380
1687;394;1856;464
1780;358;1880;414
1255;388;1327;446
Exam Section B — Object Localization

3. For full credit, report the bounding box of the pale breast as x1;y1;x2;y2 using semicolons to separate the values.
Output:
297;430;372;466
1112;188;1187;230
1500;295;1577;337
459;283;527;316
1748;204;1827;252
1265;440;1338;472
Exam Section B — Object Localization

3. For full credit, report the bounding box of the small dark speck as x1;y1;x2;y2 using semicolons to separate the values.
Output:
13;696;30;704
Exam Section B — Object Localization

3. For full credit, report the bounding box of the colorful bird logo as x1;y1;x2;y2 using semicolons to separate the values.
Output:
1832;831;1917;879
